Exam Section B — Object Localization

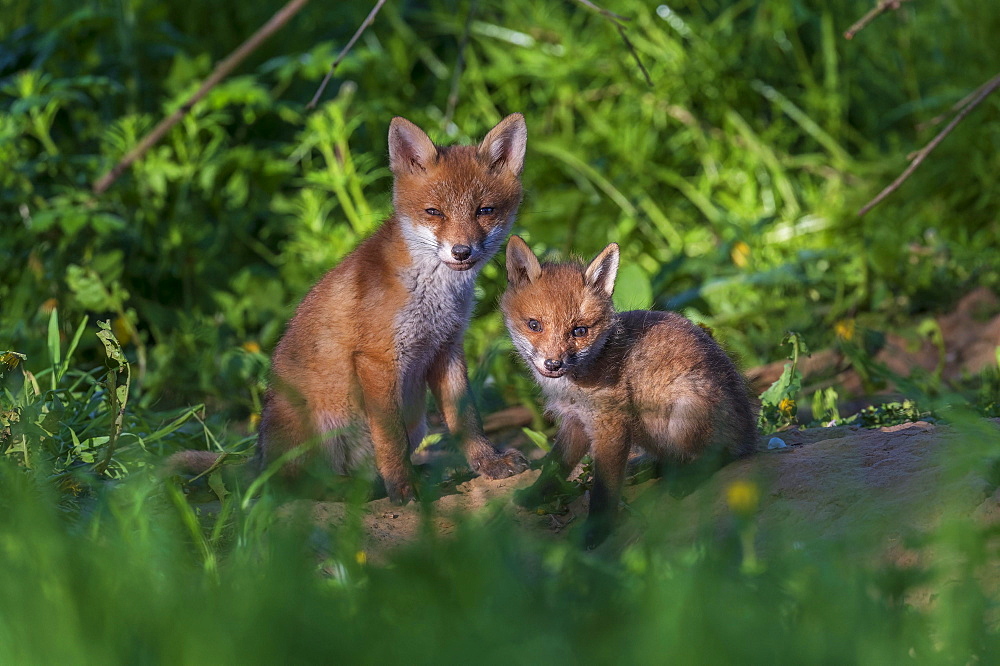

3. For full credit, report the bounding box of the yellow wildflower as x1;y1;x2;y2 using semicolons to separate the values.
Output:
834;319;855;342
778;397;796;416
731;241;750;268
111;316;132;345
726;480;760;516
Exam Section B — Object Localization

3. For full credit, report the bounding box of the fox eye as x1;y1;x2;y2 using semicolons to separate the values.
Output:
572;326;589;338
476;207;495;216
527;319;542;332
425;208;443;216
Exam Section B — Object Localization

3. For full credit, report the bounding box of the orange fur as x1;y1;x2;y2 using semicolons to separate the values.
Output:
502;236;757;546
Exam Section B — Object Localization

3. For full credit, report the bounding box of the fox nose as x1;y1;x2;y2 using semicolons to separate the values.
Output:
451;244;473;261
544;359;563;372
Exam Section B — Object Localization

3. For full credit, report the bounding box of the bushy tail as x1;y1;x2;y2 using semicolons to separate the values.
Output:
163;450;227;476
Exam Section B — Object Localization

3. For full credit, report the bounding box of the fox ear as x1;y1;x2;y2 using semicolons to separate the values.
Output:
506;235;541;287
478;113;527;175
584;243;620;297
388;117;438;174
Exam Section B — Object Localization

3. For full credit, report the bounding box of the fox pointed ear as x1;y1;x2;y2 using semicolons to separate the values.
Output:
388;117;438;174
506;235;541;287
584;243;620;297
478;113;527;175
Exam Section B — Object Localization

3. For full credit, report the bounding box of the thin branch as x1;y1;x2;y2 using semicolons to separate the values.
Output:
443;0;478;129
616;24;653;88
93;0;311;194
570;0;652;88
844;0;912;40
857;71;1000;217
916;76;995;132
306;0;388;110
572;0;629;25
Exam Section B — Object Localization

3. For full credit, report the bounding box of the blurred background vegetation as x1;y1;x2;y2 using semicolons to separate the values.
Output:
3;0;997;420
1;0;999;661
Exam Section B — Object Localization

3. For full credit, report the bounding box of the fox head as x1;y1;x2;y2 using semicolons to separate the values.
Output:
501;236;620;379
388;114;527;273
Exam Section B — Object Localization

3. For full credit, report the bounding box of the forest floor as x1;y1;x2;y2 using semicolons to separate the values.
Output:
299;417;1000;593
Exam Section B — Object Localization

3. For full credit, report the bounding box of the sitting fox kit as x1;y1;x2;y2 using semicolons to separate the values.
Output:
502;236;756;546
237;115;530;501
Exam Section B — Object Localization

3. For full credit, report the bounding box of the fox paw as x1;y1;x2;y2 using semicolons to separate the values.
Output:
472;448;529;479
385;480;417;505
582;515;613;550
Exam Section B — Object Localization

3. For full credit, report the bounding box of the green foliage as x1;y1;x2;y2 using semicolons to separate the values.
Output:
2;416;999;663
1;313;248;483
758;332;808;432
855;399;933;428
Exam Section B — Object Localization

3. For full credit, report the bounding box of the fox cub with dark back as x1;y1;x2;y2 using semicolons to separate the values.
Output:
502;236;757;547
173;115;530;502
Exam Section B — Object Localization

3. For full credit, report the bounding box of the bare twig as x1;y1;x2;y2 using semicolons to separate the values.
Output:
616;24;653;88
306;0;388;110
570;0;652;88
443;0;478;128
858;71;1000;217
916;77;995;132
844;0;913;40
93;0;310;194
572;0;629;25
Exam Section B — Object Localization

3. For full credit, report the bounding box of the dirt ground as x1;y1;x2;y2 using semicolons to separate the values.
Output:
300;419;1000;575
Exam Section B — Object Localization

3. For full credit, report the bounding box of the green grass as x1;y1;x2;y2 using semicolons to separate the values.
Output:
2;414;997;664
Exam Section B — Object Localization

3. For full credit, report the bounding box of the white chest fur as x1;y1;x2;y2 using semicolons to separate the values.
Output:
394;220;478;378
536;374;598;430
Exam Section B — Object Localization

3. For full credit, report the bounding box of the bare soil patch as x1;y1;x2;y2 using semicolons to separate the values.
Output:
303;419;1000;575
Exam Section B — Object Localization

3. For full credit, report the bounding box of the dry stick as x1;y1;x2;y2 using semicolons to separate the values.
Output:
857;70;1000;217
570;0;652;88
616;24;653;88
306;0;388;110
916;76;995;132
93;0;311;194
443;0;478;129
844;0;912;40
573;0;629;24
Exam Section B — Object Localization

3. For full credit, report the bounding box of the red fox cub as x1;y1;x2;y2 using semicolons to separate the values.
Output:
178;115;529;502
501;236;757;546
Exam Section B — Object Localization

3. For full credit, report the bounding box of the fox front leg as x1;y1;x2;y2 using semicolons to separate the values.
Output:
428;340;528;479
514;415;589;508
354;353;416;504
582;421;631;549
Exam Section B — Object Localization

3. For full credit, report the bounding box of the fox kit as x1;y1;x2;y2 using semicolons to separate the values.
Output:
175;115;529;501
501;236;756;546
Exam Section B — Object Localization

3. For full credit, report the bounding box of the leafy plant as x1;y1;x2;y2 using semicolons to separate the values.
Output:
758;331;808;432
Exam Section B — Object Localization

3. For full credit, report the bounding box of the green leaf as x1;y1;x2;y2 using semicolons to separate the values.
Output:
96;320;127;367
521;427;551;453
208;470;230;502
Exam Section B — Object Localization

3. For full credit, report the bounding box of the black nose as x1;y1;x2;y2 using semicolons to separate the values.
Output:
544;359;563;372
451;245;472;261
